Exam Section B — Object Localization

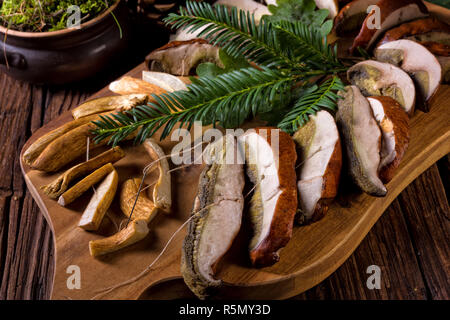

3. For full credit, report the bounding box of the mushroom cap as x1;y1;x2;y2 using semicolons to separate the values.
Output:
334;0;380;36
376;17;450;57
347;60;416;114
375;39;442;102
350;0;428;53
367;96;410;183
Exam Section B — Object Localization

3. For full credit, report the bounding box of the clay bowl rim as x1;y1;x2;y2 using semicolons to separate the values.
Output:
0;0;121;38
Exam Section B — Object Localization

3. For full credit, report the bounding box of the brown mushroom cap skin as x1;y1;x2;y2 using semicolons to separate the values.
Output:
334;0;380;36
367;96;410;183
239;128;298;267
350;0;428;54
376;18;450;57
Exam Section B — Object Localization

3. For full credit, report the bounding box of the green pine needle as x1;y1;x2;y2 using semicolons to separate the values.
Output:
278;76;345;133
93;67;300;145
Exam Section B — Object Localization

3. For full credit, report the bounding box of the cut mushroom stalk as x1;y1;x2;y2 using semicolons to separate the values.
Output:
293;111;342;224
89;219;149;257
78;169;119;231
374;39;442;110
120;178;158;223
181;135;245;299
143;139;172;213
238;128;297;267
347;60;416;115
109;76;167;96
336;86;387;196
367;96;410;183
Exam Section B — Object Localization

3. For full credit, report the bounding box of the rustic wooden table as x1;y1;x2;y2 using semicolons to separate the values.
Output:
0;4;449;296
0;68;448;300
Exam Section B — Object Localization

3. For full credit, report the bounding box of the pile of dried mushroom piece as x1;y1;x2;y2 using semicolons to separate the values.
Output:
22;76;175;257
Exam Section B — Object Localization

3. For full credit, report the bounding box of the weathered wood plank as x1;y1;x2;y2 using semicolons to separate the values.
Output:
397;164;450;300
294;197;427;300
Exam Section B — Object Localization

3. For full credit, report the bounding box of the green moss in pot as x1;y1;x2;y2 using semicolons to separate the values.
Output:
0;0;129;84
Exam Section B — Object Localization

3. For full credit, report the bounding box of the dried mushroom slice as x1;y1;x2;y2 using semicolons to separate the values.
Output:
181;135;245;299
336;86;387;196
120;178;158;223
109;76;166;96
78;169;119;231
71;94;149;120
143;139;172;213
89;219;149;257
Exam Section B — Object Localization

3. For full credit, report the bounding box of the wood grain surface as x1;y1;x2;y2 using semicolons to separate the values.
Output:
1;1;450;300
16;63;450;299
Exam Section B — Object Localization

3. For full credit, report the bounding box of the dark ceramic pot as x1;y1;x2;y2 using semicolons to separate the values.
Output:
0;0;129;84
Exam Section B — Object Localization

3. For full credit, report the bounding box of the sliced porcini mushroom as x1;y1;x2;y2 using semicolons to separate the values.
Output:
120;178;158;223
367;96;410;183
336;86;387;196
436;56;450;83
375;39;442;106
314;0;339;18
347;60;416;115
238;128;297;267
334;0;380;36
216;0;270;23
143;139;172;213
71;94;149;120
376;18;450;57
142;71;188;92
109;76;166;96
181;135;245;299
78;169;119;231
350;0;428;53
89;219;149;257
146;39;222;76
293;111;342;224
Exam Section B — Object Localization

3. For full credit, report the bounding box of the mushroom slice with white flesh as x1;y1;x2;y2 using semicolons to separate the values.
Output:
143;138;172;213
216;0;270;23
336;86;387;196
89;219;149;257
293;111;342;225
181;134;245;299
367;96;410;183
71;94;149;120
142;71;188;92
374;39;442;107
146;39;222;76
347;60;416;115
109;76;167;96
314;0;339;18
238;128;297;267
350;0;428;53
334;0;380;36
78;169;119;231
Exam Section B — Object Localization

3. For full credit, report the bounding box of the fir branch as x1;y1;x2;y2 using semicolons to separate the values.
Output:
93;67;300;145
278;76;345;133
164;1;305;70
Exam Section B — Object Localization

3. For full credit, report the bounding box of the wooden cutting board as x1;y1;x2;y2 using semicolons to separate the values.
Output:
20;3;450;300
